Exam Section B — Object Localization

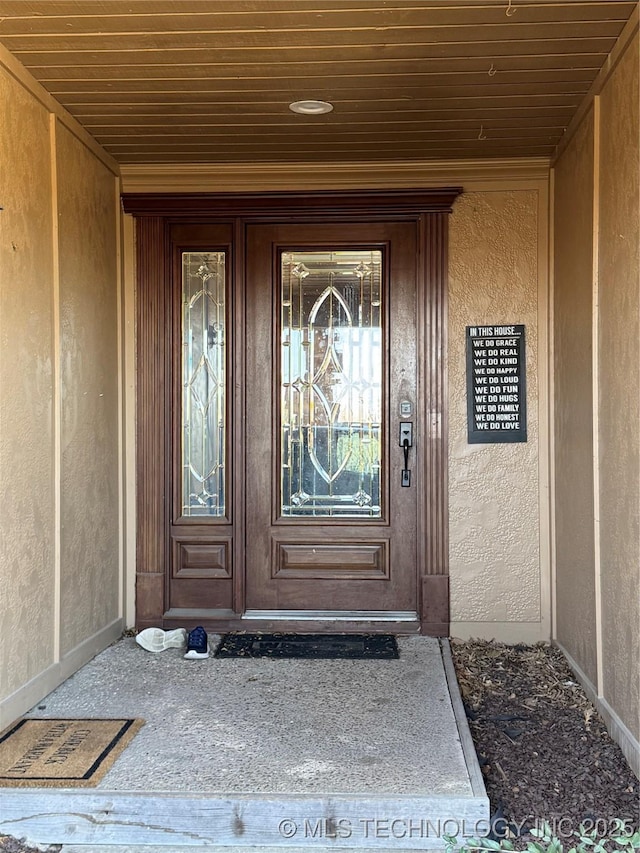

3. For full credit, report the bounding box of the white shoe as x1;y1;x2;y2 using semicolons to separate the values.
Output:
135;627;187;653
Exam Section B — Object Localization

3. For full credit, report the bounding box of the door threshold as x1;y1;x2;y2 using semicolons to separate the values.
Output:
160;609;422;635
243;610;419;622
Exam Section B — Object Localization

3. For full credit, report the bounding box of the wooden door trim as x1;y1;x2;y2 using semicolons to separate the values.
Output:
232;219;247;616
130;188;462;635
419;213;451;635
135;216;169;629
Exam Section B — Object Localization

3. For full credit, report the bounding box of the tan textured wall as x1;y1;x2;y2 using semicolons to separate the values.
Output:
57;124;120;654
0;68;56;697
0;50;122;727
552;109;598;684
449;191;541;635
597;36;640;741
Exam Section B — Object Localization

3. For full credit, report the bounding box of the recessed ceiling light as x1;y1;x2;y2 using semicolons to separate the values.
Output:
289;100;334;115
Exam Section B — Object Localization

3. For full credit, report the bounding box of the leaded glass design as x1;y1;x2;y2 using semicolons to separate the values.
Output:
182;252;226;516
281;250;383;517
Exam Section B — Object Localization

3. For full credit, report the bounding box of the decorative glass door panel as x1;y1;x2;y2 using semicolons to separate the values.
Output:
281;250;383;517
181;251;226;517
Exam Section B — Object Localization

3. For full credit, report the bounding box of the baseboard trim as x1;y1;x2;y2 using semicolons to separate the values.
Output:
0;618;123;731
555;640;639;779
450;621;549;644
60;618;124;681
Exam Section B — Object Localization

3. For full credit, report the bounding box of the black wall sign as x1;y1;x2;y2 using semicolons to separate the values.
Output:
466;324;527;444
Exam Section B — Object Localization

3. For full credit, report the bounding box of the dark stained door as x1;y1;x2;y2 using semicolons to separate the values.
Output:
128;188;458;635
244;222;419;616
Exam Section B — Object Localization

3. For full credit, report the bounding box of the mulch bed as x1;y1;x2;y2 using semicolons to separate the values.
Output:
451;639;639;843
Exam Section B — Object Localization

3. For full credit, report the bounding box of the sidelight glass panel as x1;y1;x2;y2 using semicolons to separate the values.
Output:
182;252;226;516
281;250;383;517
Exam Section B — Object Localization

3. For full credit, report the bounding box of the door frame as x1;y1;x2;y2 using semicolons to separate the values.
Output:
123;189;462;636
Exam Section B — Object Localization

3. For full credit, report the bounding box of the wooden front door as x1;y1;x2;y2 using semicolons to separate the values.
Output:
127;189;459;635
245;222;418;618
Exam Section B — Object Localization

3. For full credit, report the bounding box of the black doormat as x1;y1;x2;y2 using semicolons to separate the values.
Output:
214;633;399;659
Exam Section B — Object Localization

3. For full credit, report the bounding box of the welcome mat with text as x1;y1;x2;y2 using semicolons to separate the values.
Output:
214;633;399;659
0;718;144;787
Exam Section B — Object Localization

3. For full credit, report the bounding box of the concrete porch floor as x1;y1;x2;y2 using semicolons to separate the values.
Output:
0;636;488;851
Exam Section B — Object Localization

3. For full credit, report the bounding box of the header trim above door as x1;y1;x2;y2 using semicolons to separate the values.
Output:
122;188;462;218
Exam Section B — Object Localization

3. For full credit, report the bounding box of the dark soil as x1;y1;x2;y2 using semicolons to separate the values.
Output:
451;639;639;842
0;840;59;853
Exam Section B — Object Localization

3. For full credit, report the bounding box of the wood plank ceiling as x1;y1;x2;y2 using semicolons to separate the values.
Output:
0;0;636;164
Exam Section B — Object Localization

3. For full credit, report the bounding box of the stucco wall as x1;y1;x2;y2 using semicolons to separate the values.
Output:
0;50;122;729
552;29;640;772
552;109;598;684
57;124;120;654
597;36;640;744
0;67;56;700
448;190;544;641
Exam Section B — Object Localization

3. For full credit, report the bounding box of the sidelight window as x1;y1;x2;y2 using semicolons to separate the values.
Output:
181;251;226;517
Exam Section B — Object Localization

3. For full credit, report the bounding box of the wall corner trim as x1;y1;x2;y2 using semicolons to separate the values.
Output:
552;6;639;166
591;95;605;698
554;640;640;780
0;42;119;177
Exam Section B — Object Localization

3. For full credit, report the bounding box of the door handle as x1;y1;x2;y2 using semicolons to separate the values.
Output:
399;422;413;487
399;421;413;447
